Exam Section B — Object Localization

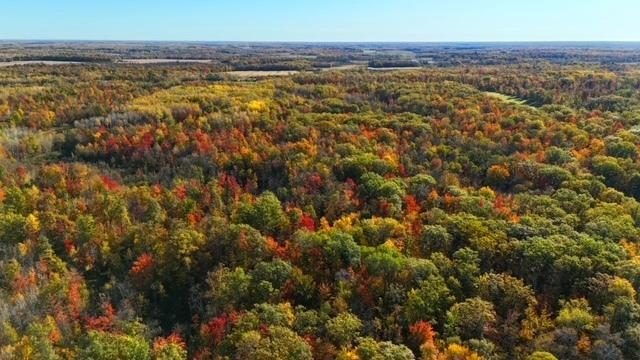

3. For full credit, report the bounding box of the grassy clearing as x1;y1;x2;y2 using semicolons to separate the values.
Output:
484;91;528;105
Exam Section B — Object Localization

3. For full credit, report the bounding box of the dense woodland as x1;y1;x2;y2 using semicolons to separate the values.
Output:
2;43;640;359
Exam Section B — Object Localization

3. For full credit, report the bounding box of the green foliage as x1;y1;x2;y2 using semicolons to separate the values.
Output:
236;191;289;236
81;331;150;360
325;312;363;346
445;298;497;340
236;327;312;360
406;275;454;326
354;337;415;360
476;273;536;318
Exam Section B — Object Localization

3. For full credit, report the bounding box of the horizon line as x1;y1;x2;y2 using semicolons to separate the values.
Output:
2;39;640;44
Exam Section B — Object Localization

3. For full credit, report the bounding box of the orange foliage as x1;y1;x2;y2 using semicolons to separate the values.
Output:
13;270;37;294
130;253;154;278
86;302;117;331
68;277;85;319
188;212;203;225
577;334;592;355
154;332;186;353
174;184;188;200
405;195;421;215
266;237;288;258
410;321;437;345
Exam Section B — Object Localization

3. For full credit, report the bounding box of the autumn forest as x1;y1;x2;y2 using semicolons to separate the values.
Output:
1;42;640;360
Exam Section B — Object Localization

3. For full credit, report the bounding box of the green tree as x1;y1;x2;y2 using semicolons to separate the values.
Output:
236;191;289;236
325;312;363;346
234;326;312;360
445;298;497;340
405;275;454;326
476;273;536;318
81;331;150;360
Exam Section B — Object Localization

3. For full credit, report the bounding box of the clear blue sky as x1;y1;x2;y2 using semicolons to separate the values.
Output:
3;0;639;42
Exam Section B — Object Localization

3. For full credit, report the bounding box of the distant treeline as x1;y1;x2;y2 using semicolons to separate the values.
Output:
3;54;113;63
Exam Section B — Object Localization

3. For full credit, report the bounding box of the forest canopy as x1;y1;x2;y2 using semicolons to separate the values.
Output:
1;42;640;359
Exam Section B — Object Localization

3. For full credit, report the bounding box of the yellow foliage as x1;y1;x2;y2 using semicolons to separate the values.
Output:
609;277;636;299
478;187;496;200
441;343;484;360
248;100;268;112
319;217;331;231
332;213;360;232
383;239;398;250
18;243;28;257
381;151;400;168
0;103;10;117
128;83;275;119
12;336;35;360
620;239;640;257
336;349;360;360
25;214;41;235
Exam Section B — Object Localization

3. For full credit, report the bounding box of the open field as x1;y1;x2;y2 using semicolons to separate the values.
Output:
484;91;529;105
117;58;213;64
0;60;83;67
368;66;423;71
224;70;300;77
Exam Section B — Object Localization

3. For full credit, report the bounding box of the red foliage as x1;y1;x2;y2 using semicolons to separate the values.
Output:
398;163;408;177
307;173;324;193
300;214;316;231
219;173;241;200
100;175;120;191
64;239;77;255
86;302;116;331
202;312;239;346
140;131;155;151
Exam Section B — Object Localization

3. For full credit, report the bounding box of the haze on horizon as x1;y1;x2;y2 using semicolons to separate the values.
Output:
3;0;640;43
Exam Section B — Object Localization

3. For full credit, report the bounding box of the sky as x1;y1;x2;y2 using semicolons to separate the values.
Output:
2;0;640;42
